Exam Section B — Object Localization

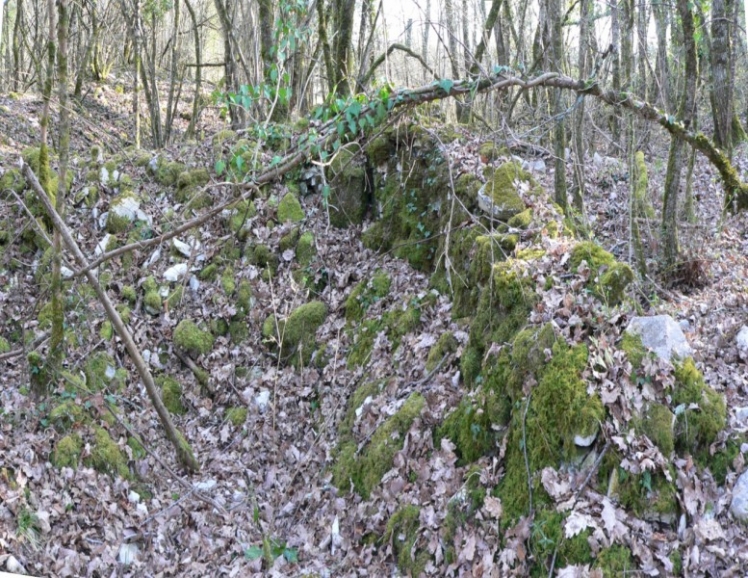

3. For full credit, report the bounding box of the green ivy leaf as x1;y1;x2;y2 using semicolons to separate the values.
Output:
215;159;226;176
244;545;263;560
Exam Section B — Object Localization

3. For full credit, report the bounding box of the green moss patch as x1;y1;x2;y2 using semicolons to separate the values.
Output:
672;358;726;458
262;301;328;367
226;406;248;426
84;427;130;478
157;375;186;415
569;241;633;305
332;392;425;498
327;149;369;227
530;509;593;570
345;270;391;322
383;505;429;576
278;193;305;223
635;403;675;456
52;434;82;469
173;320;215;357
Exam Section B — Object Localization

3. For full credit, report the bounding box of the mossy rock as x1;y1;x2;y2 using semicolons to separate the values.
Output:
570;241;633;305
635;402;675;456
175;168;211;208
262;301;328;367
529;509;593;571
478;141;507;162
150;158;185;187
236;280;253;316
246;243;279;274
156;375;185;415
199;263;219;281
425;332;458;372
226;200;257;240
166;286;184;310
604;456;677;522
365;135;392;166
345;270;391;322
0;168;26;197
121;286;137;304
620;331;648;370
49;400;87;432
594;545;636;575
296;232;316;266
497;341;605;523
346;319;382;368
84;352;127;392
478;162;530;220
52;434;82;469
226;406;248;426
0;337;10;354
277;193;305;223
212;129;237;154
672;358;726;458
221;267;236;294
279;227;301;254
173;320;215;357
507;208;533;229
383;505;429;576
144;290;162;315
327;149;368;227
462;261;537;387
332;392;425;498
84;427;130;478
709;433;746;485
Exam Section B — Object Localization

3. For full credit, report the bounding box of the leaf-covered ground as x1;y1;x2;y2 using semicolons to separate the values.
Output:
1;88;748;577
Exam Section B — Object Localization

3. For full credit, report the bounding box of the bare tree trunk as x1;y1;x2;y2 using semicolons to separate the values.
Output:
184;0;201;137
164;0;181;143
133;0;141;149
332;0;354;96
421;0;431;81
661;0;697;271
571;0;591;215
609;0;621;147
653;0;672;111
711;0;734;155
12;0;24;91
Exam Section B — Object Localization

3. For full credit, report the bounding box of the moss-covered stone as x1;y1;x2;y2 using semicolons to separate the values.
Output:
175;168;211;208
150;158;185;187
226;200;257;240
296;231;316;266
635;403;675;456
84;352;127;392
672;358;726;458
277;193;305;223
0;168;26;196
121;285;137;304
327;149;368;227
49;400;87;431
345;270;391;322
346;319;382;368
212;129;237;154
507;208;533;229
279;227;301;254
530;509;593;570
478;141;507;162
166;286;184;310
480;162;530;220
620;332;648;370
221;266;236;294
52;434;82;469
569;241;633;305
497;341;605;523
332;392;425;498
236;280;253;316
593;545;635;575
262;301;328;367
0;337;10;354
709;434;746;485
173;320;215;357
226;406;248;426
462;261;537;387
246;243;279;274
383;505;429;577
425;332;458;372
157;375;185;415
85;427;130;478
144;290;162;315
199;263;219;281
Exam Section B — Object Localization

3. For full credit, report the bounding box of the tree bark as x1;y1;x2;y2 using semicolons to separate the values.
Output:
711;0;734;155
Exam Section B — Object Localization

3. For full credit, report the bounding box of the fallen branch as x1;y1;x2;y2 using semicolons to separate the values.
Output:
21;160;200;473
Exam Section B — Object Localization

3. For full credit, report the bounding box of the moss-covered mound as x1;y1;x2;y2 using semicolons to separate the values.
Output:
262;301;328;367
569;241;633;305
327;149;369;227
173;320;214;357
332;387;424;499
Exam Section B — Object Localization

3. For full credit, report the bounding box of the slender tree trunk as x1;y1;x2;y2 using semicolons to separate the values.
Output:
571;0;591;215
316;0;334;95
421;0;430;82
184;0;201;137
13;0;24;92
661;0;697;271
332;0;354;96
711;0;735;155
165;0;181;142
653;0;672;111
133;0;141;149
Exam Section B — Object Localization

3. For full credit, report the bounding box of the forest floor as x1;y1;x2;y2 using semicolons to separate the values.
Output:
1;85;748;577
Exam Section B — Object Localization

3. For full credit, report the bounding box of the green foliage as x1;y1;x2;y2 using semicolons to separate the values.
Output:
244;536;298;566
594;545;635;574
530;509;593;571
635;403;675;456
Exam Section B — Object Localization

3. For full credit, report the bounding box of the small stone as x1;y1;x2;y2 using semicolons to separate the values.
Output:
574;431;597;447
626;315;693;362
730;469;748;521
164;263;188;282
736;326;748;361
256;390;270;412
